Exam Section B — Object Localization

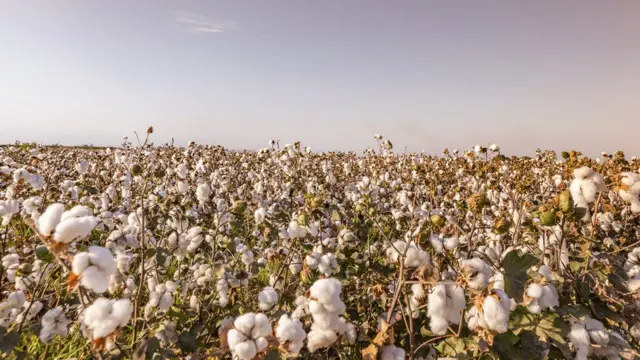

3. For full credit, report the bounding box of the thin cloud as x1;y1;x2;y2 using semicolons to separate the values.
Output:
171;11;238;35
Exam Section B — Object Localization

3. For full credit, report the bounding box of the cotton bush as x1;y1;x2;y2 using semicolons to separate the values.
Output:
0;136;639;359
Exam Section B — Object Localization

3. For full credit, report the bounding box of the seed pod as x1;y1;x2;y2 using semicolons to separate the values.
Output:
130;164;142;176
540;211;557;226
297;213;309;226
467;192;488;212
494;218;510;234
559;190;574;213
430;214;446;228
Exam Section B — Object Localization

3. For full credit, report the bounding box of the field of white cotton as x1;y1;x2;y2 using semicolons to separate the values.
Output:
0;132;639;359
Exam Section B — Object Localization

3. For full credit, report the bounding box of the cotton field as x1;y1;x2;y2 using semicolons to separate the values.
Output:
1;132;640;360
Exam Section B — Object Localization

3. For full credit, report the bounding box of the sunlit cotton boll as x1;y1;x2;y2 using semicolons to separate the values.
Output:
427;282;466;335
37;204;98;244
460;257;492;290
72;246;117;294
258;286;279;310
275;314;306;353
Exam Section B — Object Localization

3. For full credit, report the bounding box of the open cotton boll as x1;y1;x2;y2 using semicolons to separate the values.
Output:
254;207;267;224
228;313;272;360
83;298;132;340
258;286;279;310
53;216;99;244
276;314;306;353
481;289;511;333
39;306;71;343
460;258;492;290
72;246;117;294
584;318;609;346
386;240;430;268
318;253;338;276
381;345;406;360
37;203;65;236
568;323;591;359
307;323;339;353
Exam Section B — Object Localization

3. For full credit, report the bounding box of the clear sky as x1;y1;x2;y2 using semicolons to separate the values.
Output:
1;1;639;155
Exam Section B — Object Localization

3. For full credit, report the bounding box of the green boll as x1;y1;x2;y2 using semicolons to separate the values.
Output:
430;214;446;228
540;211;557;226
559;190;574;213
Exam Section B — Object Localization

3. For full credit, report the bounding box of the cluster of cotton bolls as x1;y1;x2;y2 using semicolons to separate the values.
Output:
569;167;606;220
524;265;559;314
618;172;640;213
305;249;338;276
145;280;178;316
235;241;254;266
71;246;117;294
386;240;430;268
227;313;272;360
306;278;357;352
36;204;98;246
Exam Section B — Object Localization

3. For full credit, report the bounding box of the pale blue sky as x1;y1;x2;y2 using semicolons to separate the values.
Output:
1;1;639;155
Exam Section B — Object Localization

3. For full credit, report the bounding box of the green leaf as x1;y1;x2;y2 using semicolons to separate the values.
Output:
492;331;523;360
435;337;471;358
0;327;20;355
178;331;198;353
502;251;539;276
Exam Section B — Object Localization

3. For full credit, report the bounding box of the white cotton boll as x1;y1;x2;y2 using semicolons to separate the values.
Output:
276;314;306;353
568;323;591;356
538;285;559;309
573;167;593;180
233;341;257;360
158;292;173;311
258;287;279;310
381;345;406;360
444;237;459;250
234;313;257;335
60;205;92;222
461;258;492;290
307;324;338;352
482;290;510;333
37;203;65;236
305;253;320;269
88;246;117;274
53;216;98;243
254;207;267;224
430;235;444;253
526;283;543;299
227;329;247;348
584;318;609;346
252;313;272;338
430;315;449;335
81;267;111;294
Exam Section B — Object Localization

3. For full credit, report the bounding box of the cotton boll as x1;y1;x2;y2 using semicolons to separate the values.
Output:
276;314;306;353
482;289;510;333
568;323;591;358
444;237;459;250
381;345;406;360
307;323;339;353
37;203;65;236
584;318;609;346
233;340;257;360
258;287;279;310
53;216;99;244
526;283;543;298
461;258;492;290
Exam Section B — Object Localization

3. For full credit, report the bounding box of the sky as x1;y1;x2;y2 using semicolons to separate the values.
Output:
1;1;639;155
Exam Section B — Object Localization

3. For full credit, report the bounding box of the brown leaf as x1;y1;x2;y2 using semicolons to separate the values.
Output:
362;319;394;360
